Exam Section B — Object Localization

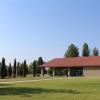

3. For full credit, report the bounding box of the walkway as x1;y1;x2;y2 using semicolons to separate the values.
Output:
0;77;65;84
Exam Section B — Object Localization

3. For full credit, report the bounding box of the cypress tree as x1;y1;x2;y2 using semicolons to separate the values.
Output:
0;63;2;77
8;63;12;77
19;63;23;77
37;57;44;74
33;60;37;77
1;58;7;79
38;57;44;65
17;62;20;77
13;59;16;78
23;60;28;77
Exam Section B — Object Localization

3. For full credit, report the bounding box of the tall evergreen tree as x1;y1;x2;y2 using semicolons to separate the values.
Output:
19;63;23;77
13;59;16;78
8;63;12;77
64;44;79;57
37;57;44;74
38;57;44;65
23;60;28;77
1;58;7;79
33;60;37;77
17;62;20;77
0;63;2;77
82;43;90;57
93;47;99;56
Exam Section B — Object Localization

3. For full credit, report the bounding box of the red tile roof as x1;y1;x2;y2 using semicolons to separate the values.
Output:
40;56;100;68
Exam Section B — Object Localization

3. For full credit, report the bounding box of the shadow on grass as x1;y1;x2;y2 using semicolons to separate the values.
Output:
0;84;11;86
0;86;84;97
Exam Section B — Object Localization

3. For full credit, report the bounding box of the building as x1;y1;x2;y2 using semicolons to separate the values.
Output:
40;56;100;77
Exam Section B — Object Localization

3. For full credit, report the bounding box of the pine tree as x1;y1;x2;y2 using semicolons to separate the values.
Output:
1;58;7;79
64;44;79;57
82;43;90;56
8;63;12;77
13;59;16;78
93;47;99;56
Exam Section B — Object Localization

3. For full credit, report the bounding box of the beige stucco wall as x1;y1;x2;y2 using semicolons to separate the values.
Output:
84;67;100;77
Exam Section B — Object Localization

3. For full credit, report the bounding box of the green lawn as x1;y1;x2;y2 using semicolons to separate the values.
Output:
0;77;100;100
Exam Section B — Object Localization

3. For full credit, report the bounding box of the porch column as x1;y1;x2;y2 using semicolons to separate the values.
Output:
53;68;56;76
45;67;49;76
68;68;70;77
41;68;44;76
47;68;49;76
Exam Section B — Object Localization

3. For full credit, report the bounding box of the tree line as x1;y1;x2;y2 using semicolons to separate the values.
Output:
0;43;99;78
0;57;44;79
64;43;99;57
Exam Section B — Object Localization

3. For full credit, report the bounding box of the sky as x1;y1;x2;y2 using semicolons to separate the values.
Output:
0;0;100;64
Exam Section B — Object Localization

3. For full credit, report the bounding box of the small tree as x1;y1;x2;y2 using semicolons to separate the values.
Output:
33;60;37;77
8;63;12;77
64;44;79;57
93;47;99;56
82;43;90;56
1;58;7;79
13;59;16;78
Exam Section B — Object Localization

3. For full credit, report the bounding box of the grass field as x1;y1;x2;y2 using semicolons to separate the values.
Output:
0;77;100;100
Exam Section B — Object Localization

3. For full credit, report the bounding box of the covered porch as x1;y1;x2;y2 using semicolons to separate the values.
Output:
40;67;83;77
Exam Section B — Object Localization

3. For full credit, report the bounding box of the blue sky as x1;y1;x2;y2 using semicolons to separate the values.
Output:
0;0;100;64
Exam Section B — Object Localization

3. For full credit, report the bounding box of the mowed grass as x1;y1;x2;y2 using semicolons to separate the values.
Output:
0;77;100;100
